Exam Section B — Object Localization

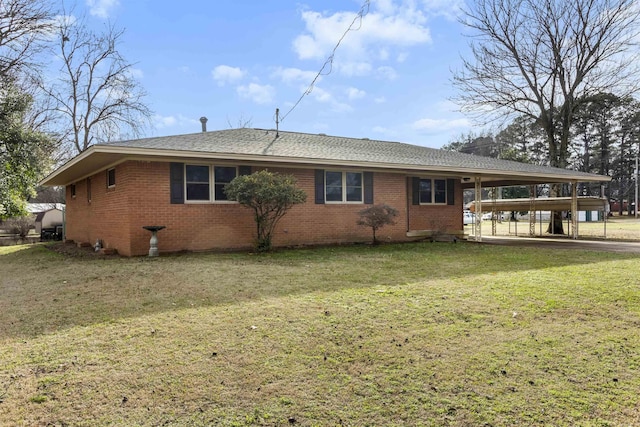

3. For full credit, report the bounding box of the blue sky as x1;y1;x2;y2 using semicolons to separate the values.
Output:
76;0;472;148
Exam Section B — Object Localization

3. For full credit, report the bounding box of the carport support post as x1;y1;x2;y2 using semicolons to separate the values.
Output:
571;181;578;239
474;177;482;242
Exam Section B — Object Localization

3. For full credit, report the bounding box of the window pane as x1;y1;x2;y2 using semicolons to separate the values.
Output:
215;184;229;201
434;179;447;203
186;165;210;201
326;186;342;202
325;171;342;187
187;183;210;200
346;172;361;187
186;165;209;183
346;172;362;201
325;171;343;201
214;166;236;200
346;186;362;202
107;169;116;186
419;179;432;203
214;166;236;184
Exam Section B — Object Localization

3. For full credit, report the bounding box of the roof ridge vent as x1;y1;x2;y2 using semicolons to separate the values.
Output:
318;133;327;136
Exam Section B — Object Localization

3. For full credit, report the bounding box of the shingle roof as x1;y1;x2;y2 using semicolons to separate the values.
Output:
41;128;609;186
102;128;604;180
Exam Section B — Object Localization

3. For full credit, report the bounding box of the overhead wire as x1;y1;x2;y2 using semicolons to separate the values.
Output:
278;0;371;124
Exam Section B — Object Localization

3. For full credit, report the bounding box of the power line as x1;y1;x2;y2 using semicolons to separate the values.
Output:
278;0;371;124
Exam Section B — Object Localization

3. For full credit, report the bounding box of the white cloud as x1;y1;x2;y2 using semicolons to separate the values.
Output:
237;83;275;105
308;86;333;103
178;66;190;73
374;96;387;104
212;65;246;86
396;51;409;62
292;2;432;75
419;0;465;20
127;68;144;79
153;114;199;129
86;0;120;19
271;67;318;85
346;87;366;100
305;86;352;113
412;117;471;131
376;66;398;80
154;115;176;128
337;61;373;77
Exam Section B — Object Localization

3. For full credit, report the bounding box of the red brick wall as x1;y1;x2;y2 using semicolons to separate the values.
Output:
64;161;463;256
65;164;131;253
407;178;464;231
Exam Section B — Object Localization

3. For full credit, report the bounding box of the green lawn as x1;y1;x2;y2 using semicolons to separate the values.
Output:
468;215;640;240
1;242;639;426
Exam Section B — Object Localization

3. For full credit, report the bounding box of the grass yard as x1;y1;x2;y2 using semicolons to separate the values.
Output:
467;215;640;241
1;242;639;426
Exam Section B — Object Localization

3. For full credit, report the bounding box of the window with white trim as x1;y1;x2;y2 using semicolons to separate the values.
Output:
214;166;236;201
107;168;116;188
419;178;448;204
185;164;237;202
186;165;210;201
325;171;363;203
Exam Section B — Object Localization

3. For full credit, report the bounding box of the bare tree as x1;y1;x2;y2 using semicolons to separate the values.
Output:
453;0;640;233
41;15;152;155
226;113;253;129
0;0;53;80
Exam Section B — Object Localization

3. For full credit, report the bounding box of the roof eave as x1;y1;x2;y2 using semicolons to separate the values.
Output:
40;145;610;187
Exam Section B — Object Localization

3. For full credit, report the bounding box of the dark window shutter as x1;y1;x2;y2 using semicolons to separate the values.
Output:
363;171;374;204
315;169;325;204
238;165;252;176
447;179;455;205
412;177;420;205
170;162;184;204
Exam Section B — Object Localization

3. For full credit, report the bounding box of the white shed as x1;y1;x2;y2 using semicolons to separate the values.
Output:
35;208;64;235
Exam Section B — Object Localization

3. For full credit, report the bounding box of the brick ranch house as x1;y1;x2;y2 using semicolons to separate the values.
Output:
41;128;607;256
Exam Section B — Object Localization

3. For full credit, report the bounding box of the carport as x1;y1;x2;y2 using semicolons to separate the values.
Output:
460;174;611;242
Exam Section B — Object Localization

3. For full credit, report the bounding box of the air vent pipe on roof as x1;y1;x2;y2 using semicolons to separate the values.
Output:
200;116;208;132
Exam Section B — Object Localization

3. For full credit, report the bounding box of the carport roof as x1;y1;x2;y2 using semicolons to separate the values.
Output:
41;128;610;186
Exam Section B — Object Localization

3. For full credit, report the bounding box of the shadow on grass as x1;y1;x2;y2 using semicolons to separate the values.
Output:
1;240;639;340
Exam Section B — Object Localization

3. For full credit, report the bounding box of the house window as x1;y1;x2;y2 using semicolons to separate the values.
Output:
214;166;236;201
419;178;448;204
325;171;363;203
70;184;76;198
186;165;210;201
87;178;92;203
107;168;116;188
434;179;446;203
185;164;238;202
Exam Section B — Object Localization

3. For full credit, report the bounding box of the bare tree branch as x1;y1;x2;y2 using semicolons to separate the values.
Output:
453;0;640;233
0;0;53;80
38;15;152;154
455;0;640;166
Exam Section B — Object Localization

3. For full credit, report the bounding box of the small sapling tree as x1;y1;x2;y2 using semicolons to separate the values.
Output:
357;204;398;244
6;216;34;240
225;170;307;252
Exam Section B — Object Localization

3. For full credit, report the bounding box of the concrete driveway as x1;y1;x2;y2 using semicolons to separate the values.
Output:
469;235;640;254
